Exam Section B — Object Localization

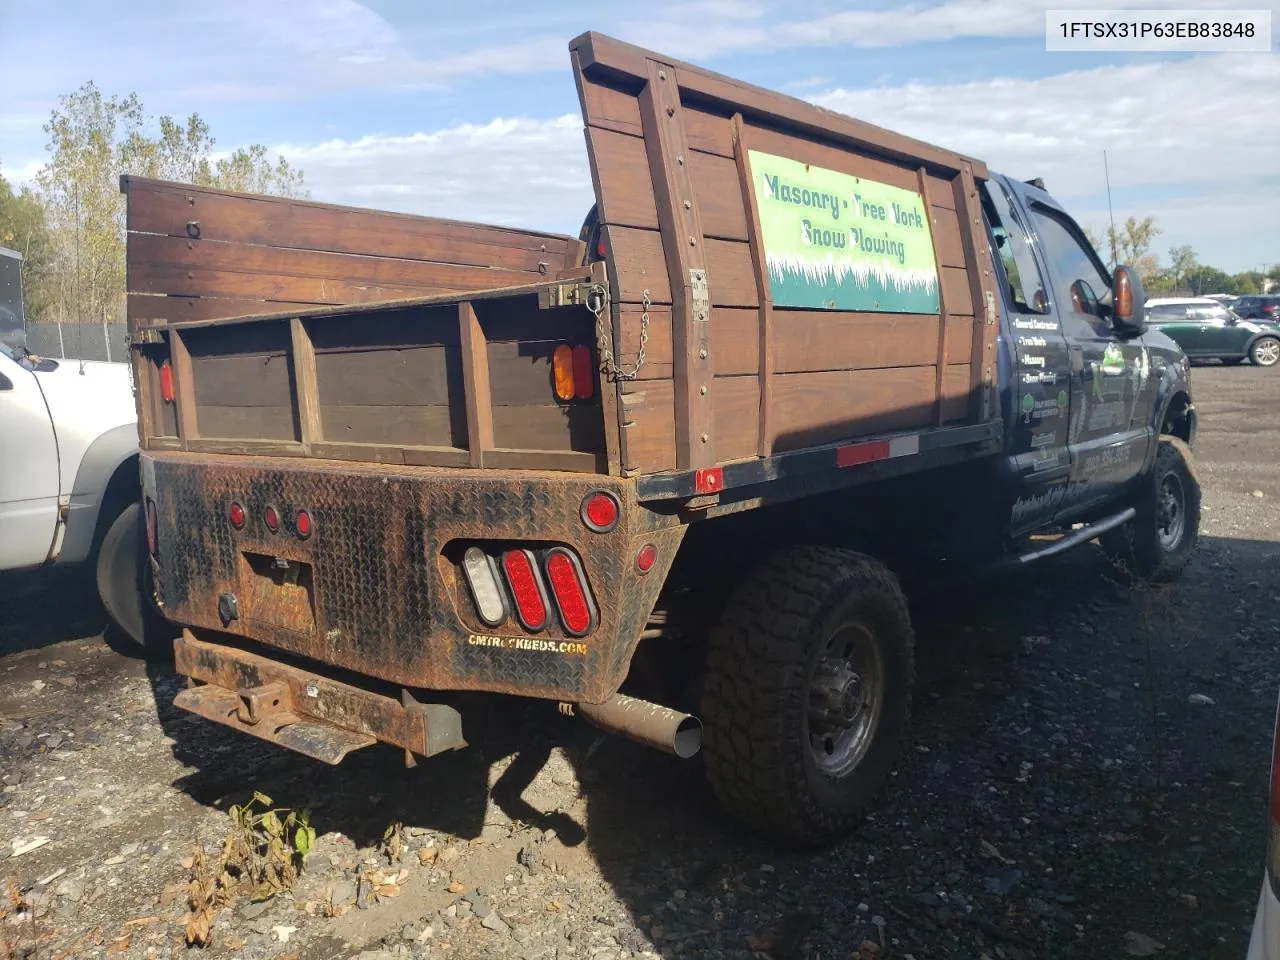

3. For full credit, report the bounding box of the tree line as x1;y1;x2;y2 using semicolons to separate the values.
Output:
0;82;306;327
1086;216;1277;298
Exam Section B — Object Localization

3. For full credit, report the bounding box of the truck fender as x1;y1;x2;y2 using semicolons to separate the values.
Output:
57;423;141;566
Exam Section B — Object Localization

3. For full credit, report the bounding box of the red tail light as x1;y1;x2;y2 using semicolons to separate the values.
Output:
581;491;620;533
294;509;313;539
228;501;245;530
145;498;158;555
263;505;280;533
636;542;657;574
159;361;175;403
571;345;594;400
543;548;598;637
502;549;549;631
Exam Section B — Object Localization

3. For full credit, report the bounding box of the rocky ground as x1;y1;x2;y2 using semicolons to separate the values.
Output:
2;365;1278;960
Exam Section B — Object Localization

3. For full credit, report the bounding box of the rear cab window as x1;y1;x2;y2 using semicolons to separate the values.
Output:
981;181;1049;315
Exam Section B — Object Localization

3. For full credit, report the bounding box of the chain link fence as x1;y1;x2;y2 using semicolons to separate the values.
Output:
25;321;129;363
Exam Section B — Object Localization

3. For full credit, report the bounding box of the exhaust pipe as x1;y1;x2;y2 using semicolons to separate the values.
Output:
576;693;703;759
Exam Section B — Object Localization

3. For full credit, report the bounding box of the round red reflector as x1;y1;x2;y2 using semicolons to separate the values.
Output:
263;505;280;533
295;509;313;539
228;501;246;529
636;543;657;574
581;491;620;532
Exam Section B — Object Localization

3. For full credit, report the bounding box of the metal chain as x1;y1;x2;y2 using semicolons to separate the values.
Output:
589;282;648;381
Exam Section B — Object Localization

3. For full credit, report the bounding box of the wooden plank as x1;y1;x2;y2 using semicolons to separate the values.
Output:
481;449;602;472
290;317;322;448
313;344;461;407
770;312;943;374
690;150;749;242
168;329;198;449
571;32;987;179
575;73;644;138
196;404;298;441
704;238;759;308
128;234;537;304
946;316;974;365
683;106;736;158
586;126;659;229
601;226;672;304
732;114;771;457
616;305;758;380
124;177;571;272
144;436;183;451
399;445;473;468
133;349;156;442
638;57;714;469
954;166;998;420
941;266;976;317
189;353;293;407
491;404;606;453
459;301;494;467
619;379;676;473
917;167;951;426
940;362;972;423
130;293;320;324
561;239;587;271
319;403;465;449
770;366;937;452
186;438;306;457
712;375;760;462
930;205;966;268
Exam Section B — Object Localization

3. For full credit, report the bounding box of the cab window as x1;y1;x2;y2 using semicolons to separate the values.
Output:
1147;304;1186;323
1187;303;1231;323
1028;205;1112;327
981;181;1048;314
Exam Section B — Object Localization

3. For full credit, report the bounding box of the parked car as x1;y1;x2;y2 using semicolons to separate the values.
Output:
1204;293;1239;307
0;246;160;649
1246;692;1280;959
1146;296;1280;367
1234;295;1280;322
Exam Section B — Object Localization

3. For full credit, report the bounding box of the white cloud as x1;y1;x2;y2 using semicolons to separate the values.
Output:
279;115;594;233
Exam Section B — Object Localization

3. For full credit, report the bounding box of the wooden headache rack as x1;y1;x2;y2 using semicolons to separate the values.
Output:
125;31;1003;504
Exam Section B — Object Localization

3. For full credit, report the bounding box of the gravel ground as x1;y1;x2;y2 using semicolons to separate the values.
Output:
1;364;1277;960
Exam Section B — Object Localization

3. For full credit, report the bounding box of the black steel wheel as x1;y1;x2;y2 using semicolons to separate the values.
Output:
700;546;914;843
1102;436;1200;582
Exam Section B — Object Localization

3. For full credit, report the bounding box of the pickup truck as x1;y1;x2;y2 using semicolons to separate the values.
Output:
0;246;158;646
116;33;1200;843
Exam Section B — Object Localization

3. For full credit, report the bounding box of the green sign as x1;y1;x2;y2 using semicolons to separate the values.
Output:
747;150;940;314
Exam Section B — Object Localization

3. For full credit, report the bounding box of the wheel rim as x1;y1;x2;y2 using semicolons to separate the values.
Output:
806;620;885;778
1255;339;1280;366
1156;471;1186;551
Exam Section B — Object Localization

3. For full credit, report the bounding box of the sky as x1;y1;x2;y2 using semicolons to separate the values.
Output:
1;0;1276;273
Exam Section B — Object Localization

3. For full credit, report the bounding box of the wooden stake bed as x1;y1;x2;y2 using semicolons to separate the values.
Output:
125;32;1002;494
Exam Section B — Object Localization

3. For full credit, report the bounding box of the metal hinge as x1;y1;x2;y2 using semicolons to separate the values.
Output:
539;280;608;311
690;269;709;323
984;289;996;326
129;328;162;345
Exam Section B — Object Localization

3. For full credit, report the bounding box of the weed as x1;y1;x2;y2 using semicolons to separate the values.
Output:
184;792;315;947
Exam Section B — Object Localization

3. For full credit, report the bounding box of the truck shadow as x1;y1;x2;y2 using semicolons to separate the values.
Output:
0;567;110;657
133;531;1274;958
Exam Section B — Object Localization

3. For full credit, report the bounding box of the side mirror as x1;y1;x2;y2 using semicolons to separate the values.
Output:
1112;264;1146;335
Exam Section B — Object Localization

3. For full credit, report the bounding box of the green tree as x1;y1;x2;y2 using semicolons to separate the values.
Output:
31;81;307;326
1167;244;1197;291
1183;265;1232;296
1231;271;1263;295
0;171;56;319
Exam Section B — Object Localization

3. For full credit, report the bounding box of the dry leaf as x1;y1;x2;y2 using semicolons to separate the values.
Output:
376;883;401;898
418;847;438;865
123;916;160;928
446;880;466;894
107;937;132;954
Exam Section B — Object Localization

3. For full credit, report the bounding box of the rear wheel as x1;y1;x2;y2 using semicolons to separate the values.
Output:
1251;336;1280;367
700;546;914;844
96;502;173;657
1101;436;1200;582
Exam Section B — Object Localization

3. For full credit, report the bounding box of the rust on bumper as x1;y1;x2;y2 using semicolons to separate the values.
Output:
173;630;467;764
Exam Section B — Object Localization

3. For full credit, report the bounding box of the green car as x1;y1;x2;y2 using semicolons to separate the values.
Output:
1146;297;1280;367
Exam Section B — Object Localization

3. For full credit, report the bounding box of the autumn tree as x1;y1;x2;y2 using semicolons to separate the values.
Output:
30;81;306;325
1167;244;1198;290
0;171;55;319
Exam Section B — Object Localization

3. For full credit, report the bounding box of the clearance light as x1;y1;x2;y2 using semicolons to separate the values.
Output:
636;543;657;574
228;501;246;530
159;361;175;403
462;547;508;627
263;505;280;533
581;491;620;533
294;509;313;539
502;549;549;632
543;548;597;637
552;345;575;401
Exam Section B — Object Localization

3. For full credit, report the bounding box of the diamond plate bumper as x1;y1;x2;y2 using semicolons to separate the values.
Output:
144;452;684;703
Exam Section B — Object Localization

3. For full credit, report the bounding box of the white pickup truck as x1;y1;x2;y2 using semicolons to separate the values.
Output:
0;246;159;649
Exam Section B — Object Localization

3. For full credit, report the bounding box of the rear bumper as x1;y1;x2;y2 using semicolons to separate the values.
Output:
143;451;683;703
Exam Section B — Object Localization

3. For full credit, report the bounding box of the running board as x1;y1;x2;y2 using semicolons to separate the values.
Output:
1008;507;1135;567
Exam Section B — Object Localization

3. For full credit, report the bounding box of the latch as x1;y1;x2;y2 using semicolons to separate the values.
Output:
540;280;605;310
129;327;162;346
690;269;709;323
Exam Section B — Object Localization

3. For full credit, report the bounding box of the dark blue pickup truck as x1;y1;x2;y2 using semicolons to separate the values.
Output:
123;32;1201;846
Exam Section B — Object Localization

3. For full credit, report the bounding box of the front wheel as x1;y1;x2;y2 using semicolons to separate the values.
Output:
1251;336;1280;367
1101;436;1200;582
700;546;914;844
96;502;173;657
